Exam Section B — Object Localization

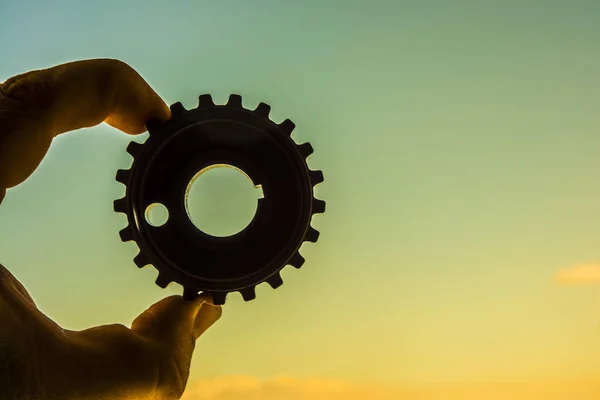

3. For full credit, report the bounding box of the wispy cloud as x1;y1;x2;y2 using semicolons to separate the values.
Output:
554;264;600;285
181;375;403;400
181;375;600;400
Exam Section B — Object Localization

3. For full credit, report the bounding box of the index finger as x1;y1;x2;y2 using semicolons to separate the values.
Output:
2;58;170;136
0;59;171;191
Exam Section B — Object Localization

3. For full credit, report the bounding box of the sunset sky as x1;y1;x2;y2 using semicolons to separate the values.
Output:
2;0;600;398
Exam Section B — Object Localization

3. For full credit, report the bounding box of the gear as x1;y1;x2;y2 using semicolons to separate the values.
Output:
113;94;325;305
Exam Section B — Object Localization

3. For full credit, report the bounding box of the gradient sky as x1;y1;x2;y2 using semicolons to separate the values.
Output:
2;0;600;398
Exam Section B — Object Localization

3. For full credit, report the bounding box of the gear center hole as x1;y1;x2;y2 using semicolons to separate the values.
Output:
185;164;263;237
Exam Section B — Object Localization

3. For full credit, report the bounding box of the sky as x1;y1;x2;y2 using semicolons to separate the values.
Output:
1;0;600;398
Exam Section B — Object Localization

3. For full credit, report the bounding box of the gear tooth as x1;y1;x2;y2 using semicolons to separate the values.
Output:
312;198;326;214
297;142;314;158
288;252;305;269
155;272;172;289
170;101;187;116
310;170;324;185
133;252;150;268
254;102;271;117
304;226;320;243
198;93;215;108
183;287;199;300
115;169;130;184
126;141;143;157
240;286;257;301
278;119;295;135
211;292;228;305
113;197;127;213
119;226;134;242
227;94;243;108
266;272;283;289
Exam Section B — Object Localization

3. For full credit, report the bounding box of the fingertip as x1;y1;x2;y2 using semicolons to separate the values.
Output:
141;96;171;131
105;98;171;135
196;291;217;305
188;292;222;339
193;302;222;339
154;100;172;123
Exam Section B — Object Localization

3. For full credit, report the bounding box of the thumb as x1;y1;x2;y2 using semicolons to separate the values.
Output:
130;293;222;375
131;293;222;344
130;294;222;397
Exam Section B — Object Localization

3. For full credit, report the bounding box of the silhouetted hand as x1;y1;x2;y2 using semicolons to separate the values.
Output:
0;59;222;400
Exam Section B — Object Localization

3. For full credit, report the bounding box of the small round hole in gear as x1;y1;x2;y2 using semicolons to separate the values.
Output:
185;164;264;237
145;203;169;227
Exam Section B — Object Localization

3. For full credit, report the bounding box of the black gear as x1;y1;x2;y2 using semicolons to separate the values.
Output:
113;94;325;305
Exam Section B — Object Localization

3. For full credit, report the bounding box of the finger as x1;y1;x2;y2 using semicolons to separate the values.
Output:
131;293;222;348
0;263;36;306
58;324;162;400
0;85;54;189
130;294;221;397
44;59;171;135
193;301;223;338
0;59;170;190
2;59;170;137
0;263;66;345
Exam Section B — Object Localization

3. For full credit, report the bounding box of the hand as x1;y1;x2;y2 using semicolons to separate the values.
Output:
0;59;222;400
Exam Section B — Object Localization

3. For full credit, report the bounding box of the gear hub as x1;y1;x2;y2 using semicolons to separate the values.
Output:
113;94;325;305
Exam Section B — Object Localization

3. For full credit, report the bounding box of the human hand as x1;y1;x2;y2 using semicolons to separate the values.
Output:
0;59;222;400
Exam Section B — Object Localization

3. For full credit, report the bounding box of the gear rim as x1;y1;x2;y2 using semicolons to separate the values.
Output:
114;94;325;305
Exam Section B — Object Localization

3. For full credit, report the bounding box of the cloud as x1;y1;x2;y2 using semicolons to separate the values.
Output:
554;264;600;285
181;375;403;400
181;375;600;400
